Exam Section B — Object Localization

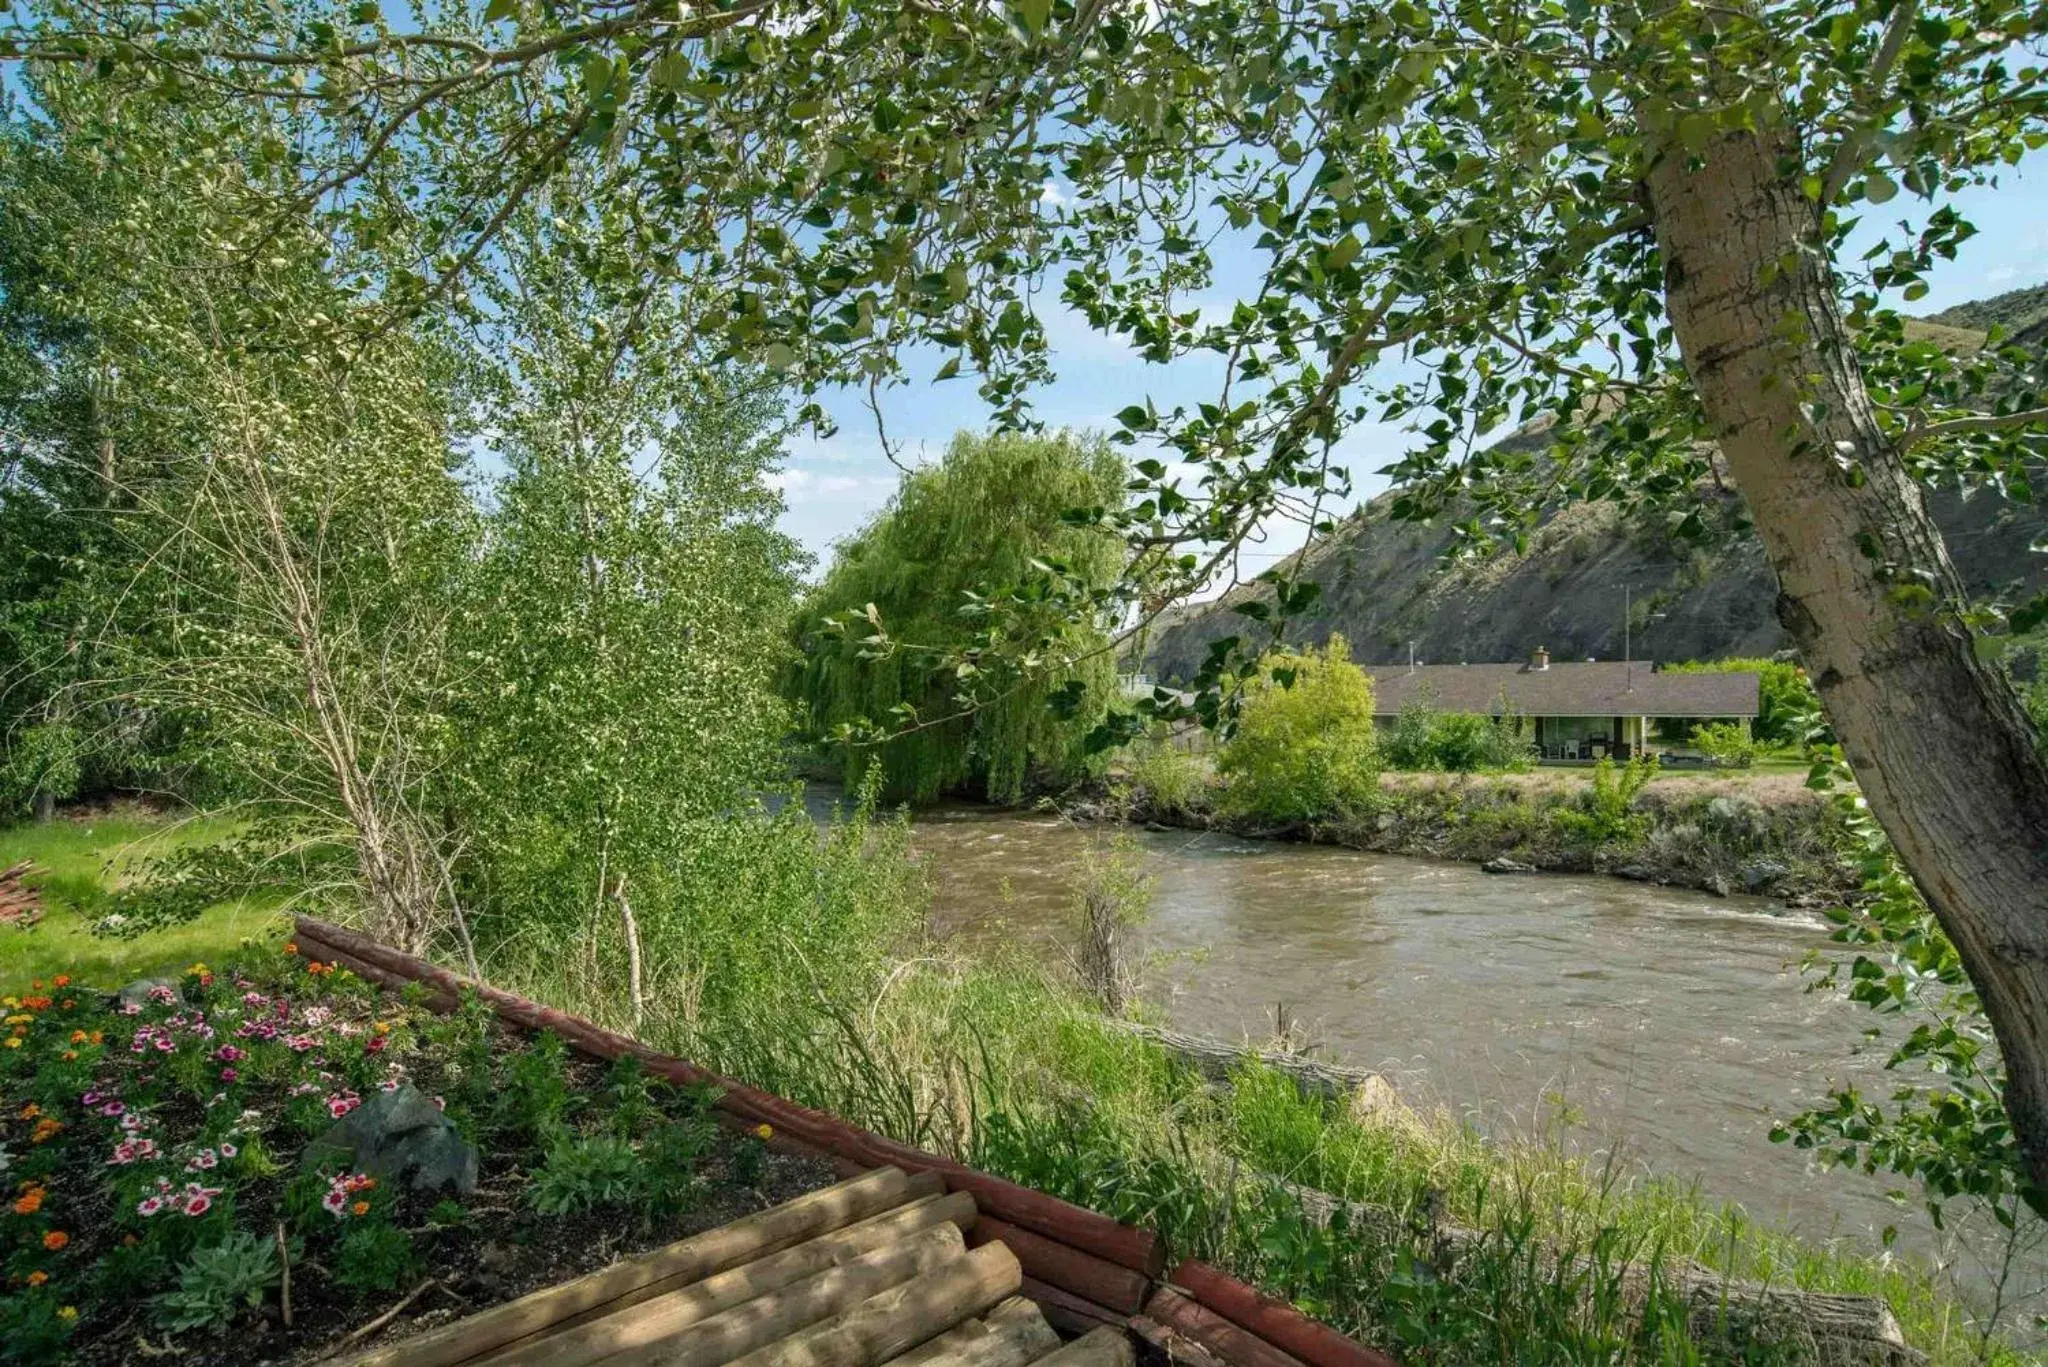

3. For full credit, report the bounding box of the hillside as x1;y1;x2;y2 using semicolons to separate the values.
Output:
1144;292;2048;680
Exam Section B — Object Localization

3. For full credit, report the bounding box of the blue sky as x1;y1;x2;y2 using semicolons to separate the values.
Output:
774;161;2048;573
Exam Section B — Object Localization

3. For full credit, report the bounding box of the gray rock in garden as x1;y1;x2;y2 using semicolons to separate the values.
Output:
1480;856;1536;875
302;1083;477;1195
1741;858;1791;893
115;977;185;1008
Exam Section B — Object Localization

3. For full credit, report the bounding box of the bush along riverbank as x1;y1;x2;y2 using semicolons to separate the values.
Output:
1076;749;1863;907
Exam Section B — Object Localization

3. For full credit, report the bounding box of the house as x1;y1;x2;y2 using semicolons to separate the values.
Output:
1363;647;1760;763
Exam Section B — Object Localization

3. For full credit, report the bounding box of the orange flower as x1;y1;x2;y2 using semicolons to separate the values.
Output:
283;942;299;956
59;1051;76;1061
51;975;69;988
12;1187;44;1216
29;979;40;990
60;999;74;1010
18;1103;39;1120
87;1032;102;1046
68;1030;86;1044
41;1231;67;1251
25;1271;47;1287
351;1200;370;1217
31;1117;63;1144
22;996;51;1010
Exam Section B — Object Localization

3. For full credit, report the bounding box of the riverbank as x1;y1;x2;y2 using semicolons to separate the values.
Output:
1068;756;1862;907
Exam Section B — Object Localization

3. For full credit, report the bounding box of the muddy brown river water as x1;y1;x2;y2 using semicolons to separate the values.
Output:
892;801;1935;1261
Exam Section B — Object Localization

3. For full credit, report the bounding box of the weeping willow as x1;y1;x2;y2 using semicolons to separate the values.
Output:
791;431;1127;804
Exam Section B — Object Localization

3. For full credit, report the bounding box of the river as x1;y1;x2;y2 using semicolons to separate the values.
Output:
887;799;1945;1265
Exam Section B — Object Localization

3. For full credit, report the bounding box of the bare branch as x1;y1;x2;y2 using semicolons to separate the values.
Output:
1904;405;2048;446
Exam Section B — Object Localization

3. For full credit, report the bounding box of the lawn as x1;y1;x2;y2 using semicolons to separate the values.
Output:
0;807;284;995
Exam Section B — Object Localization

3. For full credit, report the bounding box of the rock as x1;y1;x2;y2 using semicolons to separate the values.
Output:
1741;858;1792;893
301;1083;478;1195
115;977;184;1009
1705;874;1732;897
1480;856;1536;874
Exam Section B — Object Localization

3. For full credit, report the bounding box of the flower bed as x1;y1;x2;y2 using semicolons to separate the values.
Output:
0;940;834;1365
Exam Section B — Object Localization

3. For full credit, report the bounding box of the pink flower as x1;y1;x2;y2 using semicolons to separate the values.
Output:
153;1036;174;1052
187;1150;218;1171
219;1068;238;1083
325;1092;362;1119
82;1090;101;1106
216;1045;244;1062
432;1096;445;1110
99;1101;126;1117
286;1035;317;1052
219;1142;237;1159
136;1196;164;1217
148;986;175;1003
379;1079;401;1093
121;1003;142;1016
242;992;268;1008
183;1193;213;1217
365;1034;388;1054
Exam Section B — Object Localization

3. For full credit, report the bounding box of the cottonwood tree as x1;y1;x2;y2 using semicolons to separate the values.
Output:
9;0;2048;1192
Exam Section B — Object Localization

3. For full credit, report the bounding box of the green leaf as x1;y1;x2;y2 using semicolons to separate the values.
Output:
1864;172;1898;204
2012;592;2048;635
1015;0;1052;35
482;0;516;20
763;342;798;372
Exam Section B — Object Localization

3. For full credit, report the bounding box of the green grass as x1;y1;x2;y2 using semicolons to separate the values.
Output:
0;806;285;994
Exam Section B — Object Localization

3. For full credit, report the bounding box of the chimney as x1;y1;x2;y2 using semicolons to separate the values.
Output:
1530;646;1549;671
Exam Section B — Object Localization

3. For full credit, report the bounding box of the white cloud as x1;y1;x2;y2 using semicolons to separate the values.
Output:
1039;180;1067;206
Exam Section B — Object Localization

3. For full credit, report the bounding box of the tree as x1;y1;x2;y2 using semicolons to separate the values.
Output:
12;0;2048;1191
1218;635;1380;821
790;430;1125;804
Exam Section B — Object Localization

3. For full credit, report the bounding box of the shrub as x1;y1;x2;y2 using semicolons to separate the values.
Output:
1219;636;1380;821
1552;756;1658;849
1381;692;1532;773
152;1230;284;1333
529;1132;645;1216
1690;720;1757;767
334;1222;418;1294
1122;737;1208;817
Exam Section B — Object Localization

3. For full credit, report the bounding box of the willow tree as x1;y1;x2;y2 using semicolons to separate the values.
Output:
792;431;1125;804
13;0;2048;1191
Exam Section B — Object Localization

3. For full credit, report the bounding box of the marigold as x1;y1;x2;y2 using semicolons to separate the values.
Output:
51;975;69;988
352;1200;370;1216
3;1039;20;1050
22;996;51;1010
42;1231;67;1251
88;1032;102;1045
26;1270;47;1286
69;1030;86;1044
58;1305;77;1321
31;1118;63;1144
60;1050;76;1061
754;1123;773;1141
12;1187;44;1216
283;942;299;955
18;1103;39;1119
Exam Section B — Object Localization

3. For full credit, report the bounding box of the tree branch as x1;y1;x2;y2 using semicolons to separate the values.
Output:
1820;0;1917;205
1904;405;2048;446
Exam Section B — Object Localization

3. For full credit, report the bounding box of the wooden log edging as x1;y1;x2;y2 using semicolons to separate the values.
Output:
1168;1262;1398;1367
293;917;1399;1367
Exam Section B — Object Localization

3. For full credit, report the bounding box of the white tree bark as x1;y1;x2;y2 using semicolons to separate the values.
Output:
1646;121;2048;1190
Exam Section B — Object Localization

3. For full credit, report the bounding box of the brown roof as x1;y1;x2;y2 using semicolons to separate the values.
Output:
1363;661;1759;718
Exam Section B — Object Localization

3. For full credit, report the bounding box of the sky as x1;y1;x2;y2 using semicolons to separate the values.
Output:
772;161;2048;576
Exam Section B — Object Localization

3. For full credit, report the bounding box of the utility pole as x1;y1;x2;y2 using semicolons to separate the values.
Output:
1624;585;1632;690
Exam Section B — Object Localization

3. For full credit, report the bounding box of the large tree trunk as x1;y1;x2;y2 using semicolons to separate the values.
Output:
1646;123;2048;1190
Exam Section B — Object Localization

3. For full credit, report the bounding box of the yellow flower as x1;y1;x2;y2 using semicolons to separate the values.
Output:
0;996;16;1008
57;1306;77;1321
186;963;208;975
4;1014;30;1026
754;1123;773;1141
4;1039;21;1050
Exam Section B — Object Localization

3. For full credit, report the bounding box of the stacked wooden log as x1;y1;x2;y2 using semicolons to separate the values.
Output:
293;917;1397;1367
336;1167;1131;1367
0;860;43;928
